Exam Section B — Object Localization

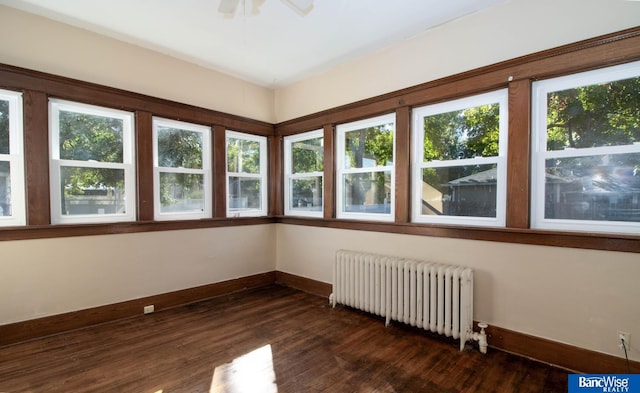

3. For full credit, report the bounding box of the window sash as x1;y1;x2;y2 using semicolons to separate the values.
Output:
49;99;136;224
531;61;640;234
226;130;267;217
336;114;395;221
152;117;211;221
411;89;508;227
0;90;25;227
284;130;324;217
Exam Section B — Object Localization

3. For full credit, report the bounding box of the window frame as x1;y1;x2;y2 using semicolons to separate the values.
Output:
284;129;324;218
152;117;212;221
226;130;268;218
411;90;509;227
49;99;137;225
0;89;25;227
531;61;640;235
336;113;396;222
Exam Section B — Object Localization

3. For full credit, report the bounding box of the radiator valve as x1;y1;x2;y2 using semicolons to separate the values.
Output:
470;322;489;354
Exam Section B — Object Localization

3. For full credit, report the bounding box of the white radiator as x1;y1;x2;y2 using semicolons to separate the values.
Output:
331;250;475;351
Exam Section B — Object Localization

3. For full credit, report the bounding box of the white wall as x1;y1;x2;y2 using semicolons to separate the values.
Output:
0;225;276;324
275;224;640;362
0;5;275;123
274;0;640;122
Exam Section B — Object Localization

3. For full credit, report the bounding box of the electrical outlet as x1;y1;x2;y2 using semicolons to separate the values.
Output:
144;305;155;314
618;331;630;349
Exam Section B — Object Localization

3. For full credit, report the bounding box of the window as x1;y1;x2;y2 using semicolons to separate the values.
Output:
0;89;25;227
226;130;267;217
532;61;640;234
336;114;395;221
153;118;211;220
412;90;508;227
49;99;136;224
284;130;324;217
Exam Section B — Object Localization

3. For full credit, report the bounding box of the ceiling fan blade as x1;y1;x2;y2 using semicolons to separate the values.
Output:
281;0;314;16
219;0;240;14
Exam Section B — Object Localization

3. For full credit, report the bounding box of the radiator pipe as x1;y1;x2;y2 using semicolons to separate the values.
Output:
469;322;489;354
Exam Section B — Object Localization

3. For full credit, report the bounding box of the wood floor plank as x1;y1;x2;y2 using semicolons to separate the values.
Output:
0;285;568;393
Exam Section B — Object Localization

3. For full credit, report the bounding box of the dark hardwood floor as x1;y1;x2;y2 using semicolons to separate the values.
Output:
0;285;568;392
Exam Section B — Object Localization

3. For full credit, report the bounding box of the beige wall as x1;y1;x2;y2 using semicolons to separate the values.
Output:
275;224;640;362
271;0;640;361
0;5;275;123
0;5;277;328
274;0;640;122
0;0;638;365
0;225;276;324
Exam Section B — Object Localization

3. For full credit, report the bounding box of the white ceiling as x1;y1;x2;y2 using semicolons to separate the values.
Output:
0;0;504;88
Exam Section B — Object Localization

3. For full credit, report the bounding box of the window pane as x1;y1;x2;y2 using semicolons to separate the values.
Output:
292;137;323;173
423;103;500;161
290;177;322;211
344;124;393;169
0;99;9;155
343;171;391;214
546;76;640;151
60;166;126;215
157;127;203;169
227;138;260;174
159;172;205;213
228;177;261;210
59;111;124;162
544;153;640;222
420;164;497;217
0;161;11;216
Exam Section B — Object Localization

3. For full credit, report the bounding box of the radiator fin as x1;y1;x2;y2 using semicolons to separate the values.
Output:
332;250;474;351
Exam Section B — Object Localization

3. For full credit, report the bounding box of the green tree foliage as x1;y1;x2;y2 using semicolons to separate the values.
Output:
227;138;260;173
345;125;393;168
291;137;323;206
157;128;202;168
423;104;499;161
292;137;323;173
58;111;124;198
157;128;204;208
544;76;640;221
546;77;640;150
0;100;9;154
344;125;393;206
421;103;500;189
159;172;203;209
227;137;262;208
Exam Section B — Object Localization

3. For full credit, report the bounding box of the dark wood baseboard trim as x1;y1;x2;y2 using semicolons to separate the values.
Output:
0;271;276;347
275;271;332;298
275;272;640;374
3;270;638;375
484;323;640;374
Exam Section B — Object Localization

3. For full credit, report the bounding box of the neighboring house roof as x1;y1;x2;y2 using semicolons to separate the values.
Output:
447;168;497;186
446;166;640;192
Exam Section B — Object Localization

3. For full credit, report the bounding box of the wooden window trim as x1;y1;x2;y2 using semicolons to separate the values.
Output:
0;27;638;253
0;63;273;240
275;27;640;254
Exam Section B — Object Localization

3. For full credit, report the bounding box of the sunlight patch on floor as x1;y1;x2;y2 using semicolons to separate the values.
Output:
210;344;278;393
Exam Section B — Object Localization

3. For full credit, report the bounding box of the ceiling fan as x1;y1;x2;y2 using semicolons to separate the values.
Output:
218;0;314;17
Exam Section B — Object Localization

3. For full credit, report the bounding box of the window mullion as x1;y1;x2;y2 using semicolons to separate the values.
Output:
290;171;323;179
